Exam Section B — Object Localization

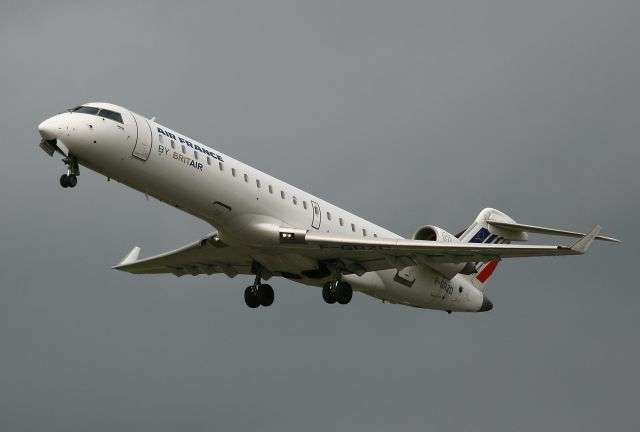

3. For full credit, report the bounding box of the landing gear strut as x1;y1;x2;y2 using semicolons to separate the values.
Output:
60;156;79;189
322;271;353;305
244;267;274;308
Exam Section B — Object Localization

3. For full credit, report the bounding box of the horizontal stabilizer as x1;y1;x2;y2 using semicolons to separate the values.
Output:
487;220;620;243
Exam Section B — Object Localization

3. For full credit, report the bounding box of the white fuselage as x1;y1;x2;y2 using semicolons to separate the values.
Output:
38;103;485;312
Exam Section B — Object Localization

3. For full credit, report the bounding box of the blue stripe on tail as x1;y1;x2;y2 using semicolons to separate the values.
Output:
469;227;491;243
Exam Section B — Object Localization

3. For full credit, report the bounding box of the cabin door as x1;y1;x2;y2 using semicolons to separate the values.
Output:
131;112;153;161
311;201;321;230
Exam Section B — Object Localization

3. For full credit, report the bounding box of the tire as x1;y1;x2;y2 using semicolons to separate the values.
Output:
258;284;274;307
322;281;336;304
67;174;77;188
244;286;260;308
60;174;69;188
335;281;353;305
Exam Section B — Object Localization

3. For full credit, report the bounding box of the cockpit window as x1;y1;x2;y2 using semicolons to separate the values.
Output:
98;109;123;124
72;106;100;115
70;106;123;124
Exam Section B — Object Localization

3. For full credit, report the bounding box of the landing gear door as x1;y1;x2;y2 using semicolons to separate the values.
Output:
131;112;152;161
311;201;321;230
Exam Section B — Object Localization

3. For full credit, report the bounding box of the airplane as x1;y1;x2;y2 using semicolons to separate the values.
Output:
37;102;620;313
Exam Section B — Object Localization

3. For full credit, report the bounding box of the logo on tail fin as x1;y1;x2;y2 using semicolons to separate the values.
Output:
476;261;499;283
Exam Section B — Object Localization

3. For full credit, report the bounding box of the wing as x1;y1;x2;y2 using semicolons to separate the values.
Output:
276;226;602;275
113;226;602;280
113;232;253;278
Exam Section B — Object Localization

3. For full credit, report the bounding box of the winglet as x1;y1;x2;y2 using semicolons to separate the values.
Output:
113;246;141;268
570;226;601;254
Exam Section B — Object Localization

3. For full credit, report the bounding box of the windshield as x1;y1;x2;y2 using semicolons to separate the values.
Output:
71;106;100;115
70;106;123;124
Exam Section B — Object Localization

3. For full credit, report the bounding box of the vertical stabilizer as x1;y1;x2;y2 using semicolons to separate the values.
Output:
458;208;519;291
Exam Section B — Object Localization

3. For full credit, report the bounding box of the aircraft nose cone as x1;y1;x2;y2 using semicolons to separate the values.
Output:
479;295;493;312
38;118;59;141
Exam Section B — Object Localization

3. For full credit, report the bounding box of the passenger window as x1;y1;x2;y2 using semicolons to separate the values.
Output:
374;233;378;238
256;179;261;188
206;156;211;165
339;218;344;227
194;151;199;160
327;212;332;221
268;185;273;194
303;201;308;210
351;223;356;232
293;196;297;205
219;162;223;171
280;191;285;199
362;228;367;236
159;134;164;143
181;145;186;154
244;174;249;183
171;140;175;149
231;168;236;177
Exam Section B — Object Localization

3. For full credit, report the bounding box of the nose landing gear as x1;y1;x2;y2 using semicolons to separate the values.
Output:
60;156;79;189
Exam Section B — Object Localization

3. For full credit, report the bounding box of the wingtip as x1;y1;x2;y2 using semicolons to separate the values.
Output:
113;246;141;269
570;226;601;254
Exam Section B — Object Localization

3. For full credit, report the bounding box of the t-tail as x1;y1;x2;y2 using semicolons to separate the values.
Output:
456;208;516;291
456;208;620;291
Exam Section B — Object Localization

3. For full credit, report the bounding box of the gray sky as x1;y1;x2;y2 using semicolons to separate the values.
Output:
1;1;639;430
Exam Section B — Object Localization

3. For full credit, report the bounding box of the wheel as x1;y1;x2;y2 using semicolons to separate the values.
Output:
335;281;353;305
60;174;69;188
244;286;260;308
258;284;274;307
67;174;77;188
322;281;336;304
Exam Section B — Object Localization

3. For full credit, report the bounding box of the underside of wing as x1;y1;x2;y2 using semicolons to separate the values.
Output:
113;232;253;278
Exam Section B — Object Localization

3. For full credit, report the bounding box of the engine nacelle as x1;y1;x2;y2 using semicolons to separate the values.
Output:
412;225;475;279
413;225;460;243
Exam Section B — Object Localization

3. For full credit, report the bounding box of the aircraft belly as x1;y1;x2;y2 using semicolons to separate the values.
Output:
373;266;483;312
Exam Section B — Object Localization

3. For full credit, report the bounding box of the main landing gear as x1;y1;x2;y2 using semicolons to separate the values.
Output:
244;271;274;308
322;273;353;305
60;156;79;189
60;173;77;188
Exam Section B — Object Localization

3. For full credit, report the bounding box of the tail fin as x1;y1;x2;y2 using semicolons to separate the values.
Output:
458;208;522;291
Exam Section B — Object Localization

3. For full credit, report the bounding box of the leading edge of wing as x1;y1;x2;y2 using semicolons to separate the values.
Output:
279;226;603;262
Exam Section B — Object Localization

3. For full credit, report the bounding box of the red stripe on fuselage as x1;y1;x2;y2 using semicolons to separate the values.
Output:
476;260;499;283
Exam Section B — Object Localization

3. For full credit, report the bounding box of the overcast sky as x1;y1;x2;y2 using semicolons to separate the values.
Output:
1;1;639;430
